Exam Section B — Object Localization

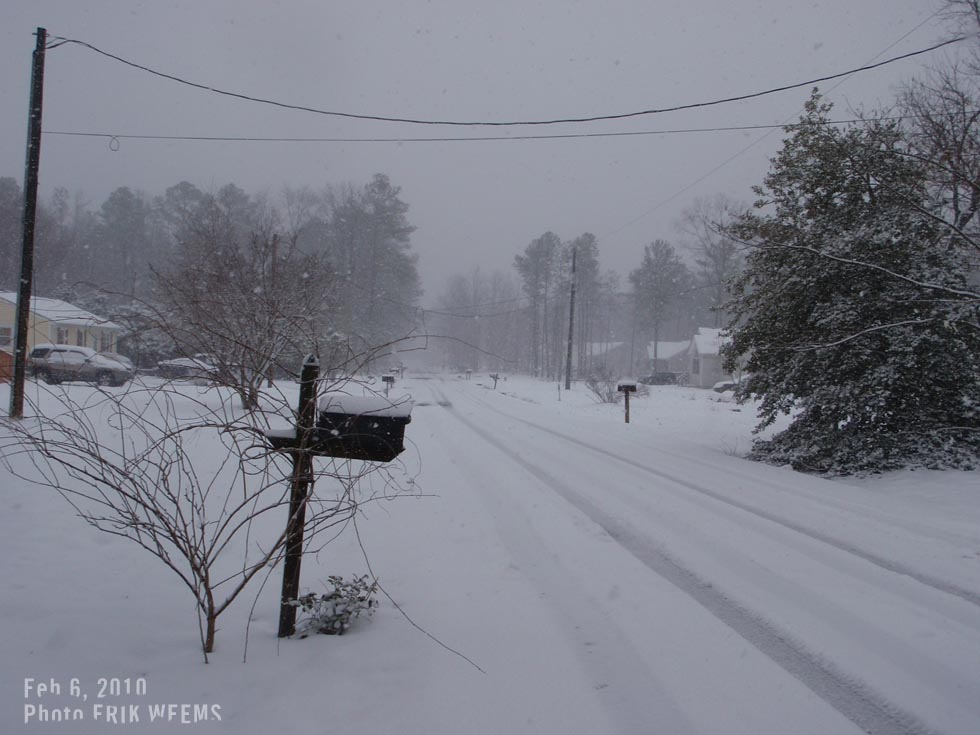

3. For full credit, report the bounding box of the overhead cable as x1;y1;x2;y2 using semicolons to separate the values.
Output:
48;35;964;128
41;114;934;146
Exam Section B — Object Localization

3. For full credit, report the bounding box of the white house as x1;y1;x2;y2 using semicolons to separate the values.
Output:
0;292;123;354
687;327;731;388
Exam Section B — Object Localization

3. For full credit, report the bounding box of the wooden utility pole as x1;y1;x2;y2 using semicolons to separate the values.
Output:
564;245;576;390
277;354;319;638
9;27;47;419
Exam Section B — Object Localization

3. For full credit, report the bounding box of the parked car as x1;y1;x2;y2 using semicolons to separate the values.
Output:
157;354;218;381
29;343;134;386
712;378;738;393
98;351;135;372
638;372;677;385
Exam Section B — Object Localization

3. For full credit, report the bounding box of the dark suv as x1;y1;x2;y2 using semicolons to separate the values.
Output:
29;343;134;386
638;372;677;385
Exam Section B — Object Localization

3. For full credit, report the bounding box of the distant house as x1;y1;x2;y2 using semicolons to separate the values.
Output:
646;340;689;375
687;327;731;388
0;292;123;355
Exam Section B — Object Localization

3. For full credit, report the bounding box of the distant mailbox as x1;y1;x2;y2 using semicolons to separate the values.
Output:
264;393;413;462
617;380;637;424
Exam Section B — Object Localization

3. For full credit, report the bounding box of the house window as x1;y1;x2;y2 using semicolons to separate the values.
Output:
0;325;12;349
99;332;113;352
76;330;86;347
692;356;700;375
56;327;69;344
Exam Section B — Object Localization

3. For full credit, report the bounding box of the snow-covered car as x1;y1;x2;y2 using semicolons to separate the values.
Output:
639;372;677;385
712;375;751;394
29;343;134;386
98;351;135;372
157;354;218;381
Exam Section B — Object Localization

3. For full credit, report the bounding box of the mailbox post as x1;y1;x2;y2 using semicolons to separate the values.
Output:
617;380;637;424
278;354;319;638
382;373;395;397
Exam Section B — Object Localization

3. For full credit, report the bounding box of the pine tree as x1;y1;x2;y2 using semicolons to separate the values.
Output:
724;92;980;473
629;239;693;356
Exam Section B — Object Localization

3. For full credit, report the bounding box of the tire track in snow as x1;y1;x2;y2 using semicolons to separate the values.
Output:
460;387;980;611
433;385;940;735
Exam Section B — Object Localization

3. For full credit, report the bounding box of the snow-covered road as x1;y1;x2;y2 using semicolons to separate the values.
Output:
402;376;980;734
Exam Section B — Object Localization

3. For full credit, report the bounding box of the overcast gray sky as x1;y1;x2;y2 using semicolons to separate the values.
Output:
0;0;960;302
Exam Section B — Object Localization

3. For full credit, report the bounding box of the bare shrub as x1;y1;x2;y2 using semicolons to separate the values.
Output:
584;365;620;404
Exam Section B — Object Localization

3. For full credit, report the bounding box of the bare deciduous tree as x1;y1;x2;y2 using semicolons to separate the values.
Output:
676;195;745;328
152;229;339;410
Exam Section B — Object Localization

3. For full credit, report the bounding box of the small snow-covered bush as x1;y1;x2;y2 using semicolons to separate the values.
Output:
585;366;619;404
585;366;649;404
290;575;379;637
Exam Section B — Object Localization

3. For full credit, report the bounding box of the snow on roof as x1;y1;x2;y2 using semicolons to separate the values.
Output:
0;292;121;330
318;392;414;418
646;341;689;360
691;327;729;356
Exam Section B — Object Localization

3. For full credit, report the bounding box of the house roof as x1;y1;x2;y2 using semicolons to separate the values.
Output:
0;292;122;330
691;327;728;356
646;341;689;360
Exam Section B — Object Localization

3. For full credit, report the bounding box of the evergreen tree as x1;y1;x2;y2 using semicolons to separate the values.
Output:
99;187;151;296
629;239;694;360
316;174;421;362
568;233;603;376
724;92;980;473
514;232;561;375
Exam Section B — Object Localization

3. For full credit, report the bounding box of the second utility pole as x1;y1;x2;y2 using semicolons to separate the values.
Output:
564;245;576;390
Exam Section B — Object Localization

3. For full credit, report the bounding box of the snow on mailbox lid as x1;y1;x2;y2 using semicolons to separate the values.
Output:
317;392;414;419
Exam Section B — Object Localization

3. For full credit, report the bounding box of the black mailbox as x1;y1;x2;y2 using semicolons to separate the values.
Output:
381;373;396;397
265;393;413;462
617;380;637;424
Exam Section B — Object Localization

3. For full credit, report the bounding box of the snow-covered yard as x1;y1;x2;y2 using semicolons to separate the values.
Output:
1;374;978;734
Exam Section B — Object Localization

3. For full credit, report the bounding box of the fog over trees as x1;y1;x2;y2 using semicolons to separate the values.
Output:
0;166;725;384
0;173;422;377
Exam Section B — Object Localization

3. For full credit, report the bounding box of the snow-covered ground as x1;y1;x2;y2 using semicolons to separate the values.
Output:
1;373;978;734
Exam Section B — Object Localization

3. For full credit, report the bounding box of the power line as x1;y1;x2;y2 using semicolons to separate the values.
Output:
48;34;964;128
41;114;946;146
